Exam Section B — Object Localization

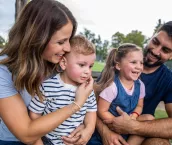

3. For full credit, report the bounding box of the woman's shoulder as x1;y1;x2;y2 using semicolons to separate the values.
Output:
0;55;11;75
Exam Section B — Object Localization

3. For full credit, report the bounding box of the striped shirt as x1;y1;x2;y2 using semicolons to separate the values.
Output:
28;74;97;145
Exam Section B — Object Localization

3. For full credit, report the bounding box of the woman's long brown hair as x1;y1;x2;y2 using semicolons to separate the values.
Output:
0;0;77;99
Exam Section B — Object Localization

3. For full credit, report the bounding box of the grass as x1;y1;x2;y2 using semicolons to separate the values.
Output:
155;109;168;119
92;61;105;72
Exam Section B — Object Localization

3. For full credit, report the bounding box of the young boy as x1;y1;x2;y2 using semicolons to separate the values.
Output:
28;35;97;145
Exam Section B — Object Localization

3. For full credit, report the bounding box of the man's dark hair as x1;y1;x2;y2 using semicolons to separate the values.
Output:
158;21;172;37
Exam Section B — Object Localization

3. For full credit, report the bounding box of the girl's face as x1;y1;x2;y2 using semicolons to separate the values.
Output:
42;21;73;64
116;50;143;82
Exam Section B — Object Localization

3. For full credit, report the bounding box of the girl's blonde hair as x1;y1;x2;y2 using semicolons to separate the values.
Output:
95;43;142;96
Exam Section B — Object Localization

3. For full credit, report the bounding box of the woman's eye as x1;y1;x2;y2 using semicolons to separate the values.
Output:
58;41;65;45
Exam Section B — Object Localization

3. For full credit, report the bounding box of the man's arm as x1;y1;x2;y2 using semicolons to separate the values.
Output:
96;116;128;145
165;103;172;117
104;106;172;139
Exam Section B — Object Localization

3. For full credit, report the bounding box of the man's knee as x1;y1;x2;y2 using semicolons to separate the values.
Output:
141;138;170;145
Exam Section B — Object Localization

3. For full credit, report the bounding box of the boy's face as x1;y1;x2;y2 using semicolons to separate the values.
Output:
61;50;96;86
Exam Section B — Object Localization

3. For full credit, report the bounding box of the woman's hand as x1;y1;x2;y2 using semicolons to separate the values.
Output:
75;77;94;107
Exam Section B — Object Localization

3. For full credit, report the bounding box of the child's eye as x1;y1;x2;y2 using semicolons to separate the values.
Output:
131;61;137;64
90;65;93;68
79;64;84;67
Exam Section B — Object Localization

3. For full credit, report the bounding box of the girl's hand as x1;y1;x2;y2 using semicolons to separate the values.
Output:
75;77;94;107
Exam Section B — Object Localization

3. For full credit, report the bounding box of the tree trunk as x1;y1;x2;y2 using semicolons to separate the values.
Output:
15;0;28;20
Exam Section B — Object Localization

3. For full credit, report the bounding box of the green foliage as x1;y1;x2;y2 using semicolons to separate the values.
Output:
111;30;146;48
92;61;105;72
111;32;125;48
80;28;109;61
124;30;145;48
0;36;5;48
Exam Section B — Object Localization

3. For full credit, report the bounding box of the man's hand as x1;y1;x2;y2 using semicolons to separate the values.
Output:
104;106;137;134
101;123;129;145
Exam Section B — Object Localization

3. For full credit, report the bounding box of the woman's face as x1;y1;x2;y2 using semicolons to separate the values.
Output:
42;21;73;64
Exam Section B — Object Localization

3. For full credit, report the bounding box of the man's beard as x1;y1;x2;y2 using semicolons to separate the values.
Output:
143;47;163;68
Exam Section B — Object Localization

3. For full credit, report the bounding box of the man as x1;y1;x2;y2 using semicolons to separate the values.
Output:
96;21;172;145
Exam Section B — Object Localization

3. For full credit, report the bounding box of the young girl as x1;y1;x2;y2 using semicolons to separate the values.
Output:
29;35;97;145
89;43;145;145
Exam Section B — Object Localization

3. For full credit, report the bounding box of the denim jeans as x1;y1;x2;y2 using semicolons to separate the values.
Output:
0;140;26;145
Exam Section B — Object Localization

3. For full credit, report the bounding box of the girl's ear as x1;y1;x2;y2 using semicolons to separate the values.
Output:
115;62;121;71
59;57;67;70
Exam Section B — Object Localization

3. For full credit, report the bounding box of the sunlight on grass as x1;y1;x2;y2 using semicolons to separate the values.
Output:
92;61;105;72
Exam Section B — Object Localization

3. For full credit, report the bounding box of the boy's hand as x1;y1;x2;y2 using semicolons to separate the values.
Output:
71;127;92;145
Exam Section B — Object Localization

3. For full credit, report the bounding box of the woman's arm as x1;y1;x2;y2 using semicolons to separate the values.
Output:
0;94;80;144
0;77;94;144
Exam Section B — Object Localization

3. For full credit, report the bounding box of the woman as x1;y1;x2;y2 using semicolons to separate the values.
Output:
0;0;93;144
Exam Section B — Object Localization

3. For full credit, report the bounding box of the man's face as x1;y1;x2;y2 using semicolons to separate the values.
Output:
144;31;172;68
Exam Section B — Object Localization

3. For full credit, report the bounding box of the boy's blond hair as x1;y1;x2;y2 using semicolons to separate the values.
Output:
70;35;96;55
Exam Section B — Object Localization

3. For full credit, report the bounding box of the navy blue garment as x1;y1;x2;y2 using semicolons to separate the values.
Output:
141;64;172;115
88;76;141;144
0;140;25;145
42;136;54;145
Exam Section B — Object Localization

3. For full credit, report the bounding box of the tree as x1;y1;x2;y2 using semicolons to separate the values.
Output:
153;19;164;34
80;28;109;61
124;30;146;48
15;0;28;20
111;32;125;48
0;36;5;48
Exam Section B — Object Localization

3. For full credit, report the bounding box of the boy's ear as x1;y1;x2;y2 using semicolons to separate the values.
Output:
59;57;67;70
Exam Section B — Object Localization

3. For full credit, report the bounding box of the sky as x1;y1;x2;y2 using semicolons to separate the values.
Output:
0;0;172;41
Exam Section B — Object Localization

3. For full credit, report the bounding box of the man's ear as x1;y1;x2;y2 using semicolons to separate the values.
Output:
169;54;172;60
59;57;67;70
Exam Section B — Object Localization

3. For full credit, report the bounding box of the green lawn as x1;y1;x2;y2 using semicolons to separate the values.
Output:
92;61;105;72
155;109;168;119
